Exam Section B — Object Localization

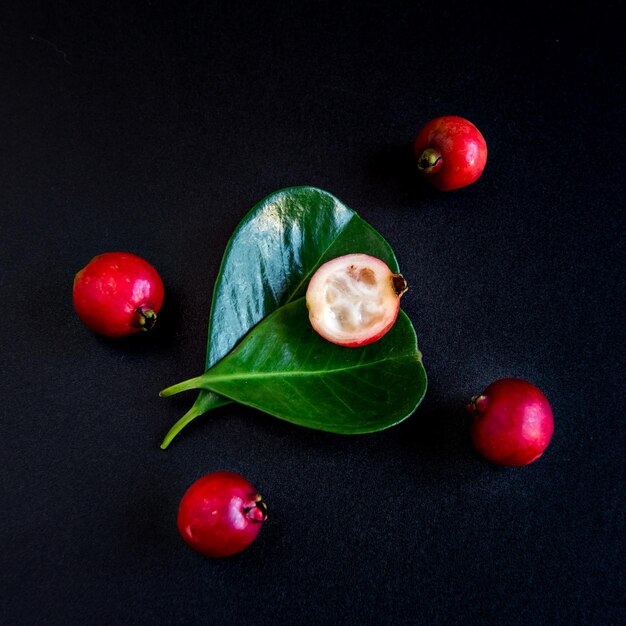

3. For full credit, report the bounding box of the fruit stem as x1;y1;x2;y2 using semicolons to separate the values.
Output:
417;148;443;174
134;308;157;331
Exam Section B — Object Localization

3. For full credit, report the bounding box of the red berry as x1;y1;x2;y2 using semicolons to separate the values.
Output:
467;378;554;466
305;254;407;347
414;116;487;191
177;471;268;558
73;252;164;338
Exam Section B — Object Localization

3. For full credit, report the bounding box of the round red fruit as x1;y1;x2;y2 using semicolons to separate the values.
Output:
467;378;554;466
414;116;487;191
177;471;268;558
305;253;407;348
73;252;164;338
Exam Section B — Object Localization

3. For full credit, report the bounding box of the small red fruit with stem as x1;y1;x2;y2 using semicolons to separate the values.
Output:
414;116;488;191
467;378;554;466
73;252;164;338
305;253;408;348
177;471;268;558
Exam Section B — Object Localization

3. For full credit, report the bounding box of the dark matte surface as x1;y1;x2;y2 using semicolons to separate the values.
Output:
1;2;624;624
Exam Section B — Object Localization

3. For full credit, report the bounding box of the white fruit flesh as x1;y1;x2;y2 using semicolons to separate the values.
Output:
306;254;406;347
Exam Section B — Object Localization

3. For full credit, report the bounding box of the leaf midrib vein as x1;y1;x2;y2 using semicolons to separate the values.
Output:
206;354;416;383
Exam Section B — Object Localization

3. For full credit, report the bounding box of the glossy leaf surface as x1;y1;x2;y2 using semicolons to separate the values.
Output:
204;187;399;367
162;187;404;447
162;299;427;434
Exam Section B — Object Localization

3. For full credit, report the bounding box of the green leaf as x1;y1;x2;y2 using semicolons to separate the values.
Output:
161;187;405;447
161;299;427;434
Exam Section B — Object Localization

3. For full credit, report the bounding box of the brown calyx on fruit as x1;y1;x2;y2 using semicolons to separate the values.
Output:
392;274;408;297
467;394;488;417
244;494;268;523
417;148;443;174
133;307;158;331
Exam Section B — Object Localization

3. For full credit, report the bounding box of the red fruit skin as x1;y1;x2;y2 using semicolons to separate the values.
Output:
414;116;487;191
177;471;267;558
468;378;554;466
73;252;164;338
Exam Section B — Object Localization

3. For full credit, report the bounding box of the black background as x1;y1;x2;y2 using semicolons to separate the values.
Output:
2;1;625;624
